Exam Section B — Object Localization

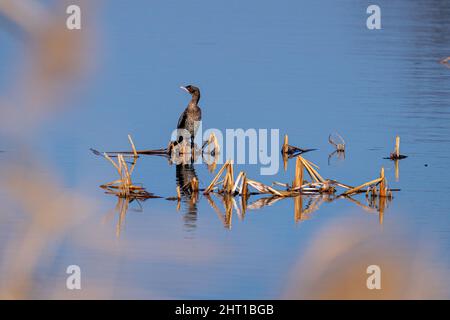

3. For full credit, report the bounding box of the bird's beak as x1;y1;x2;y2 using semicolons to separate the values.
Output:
180;86;189;93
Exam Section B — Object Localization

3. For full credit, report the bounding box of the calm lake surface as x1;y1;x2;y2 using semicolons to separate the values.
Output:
1;0;450;299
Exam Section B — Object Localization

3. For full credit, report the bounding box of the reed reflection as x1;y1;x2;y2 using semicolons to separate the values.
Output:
342;194;392;225
328;149;345;165
394;159;400;182
294;194;332;223
103;196;145;238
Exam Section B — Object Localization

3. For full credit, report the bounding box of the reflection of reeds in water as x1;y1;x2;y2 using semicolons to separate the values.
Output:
343;194;391;225
114;197;130;238
367;192;391;225
205;194;237;229
294;195;330;223
394;159;400;182
176;164;199;232
294;195;303;222
104;196;145;238
328;149;345;165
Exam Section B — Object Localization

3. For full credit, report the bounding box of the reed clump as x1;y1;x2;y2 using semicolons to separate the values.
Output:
342;167;394;198
93;131;401;228
203;160;236;195
202;155;334;198
329;133;345;152
100;135;154;200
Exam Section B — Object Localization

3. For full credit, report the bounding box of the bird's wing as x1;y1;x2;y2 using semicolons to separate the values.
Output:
177;109;188;129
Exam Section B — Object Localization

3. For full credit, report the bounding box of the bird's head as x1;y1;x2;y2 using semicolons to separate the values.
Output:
180;85;200;95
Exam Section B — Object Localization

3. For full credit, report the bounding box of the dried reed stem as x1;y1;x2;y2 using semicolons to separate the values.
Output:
343;177;383;196
297;156;324;183
203;160;230;194
395;136;400;158
241;174;248;198
293;156;304;188
128;134;138;158
282;134;289;154
379;167;386;197
233;172;244;194
100;135;152;199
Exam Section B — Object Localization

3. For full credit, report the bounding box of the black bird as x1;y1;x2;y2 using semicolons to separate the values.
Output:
177;85;202;148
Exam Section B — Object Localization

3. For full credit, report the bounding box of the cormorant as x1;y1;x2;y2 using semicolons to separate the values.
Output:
177;85;202;148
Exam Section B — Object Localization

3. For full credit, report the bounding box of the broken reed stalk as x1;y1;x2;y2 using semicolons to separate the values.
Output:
103;154;131;197
224;160;234;193
298;156;324;183
201;154;397;203
293;156;303;189
203;160;232;194
245;179;286;197
241;173;248;198
343;177;383;196
379;167;386;198
282;135;289;154
395;136;400;158
232;172;244;194
128;134;138;158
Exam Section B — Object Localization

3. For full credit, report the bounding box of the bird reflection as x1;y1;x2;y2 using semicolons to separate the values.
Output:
176;164;199;232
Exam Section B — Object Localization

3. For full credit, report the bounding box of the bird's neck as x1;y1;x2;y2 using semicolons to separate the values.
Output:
189;92;200;107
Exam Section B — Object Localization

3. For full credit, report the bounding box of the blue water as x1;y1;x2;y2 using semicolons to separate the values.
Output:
1;0;450;298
